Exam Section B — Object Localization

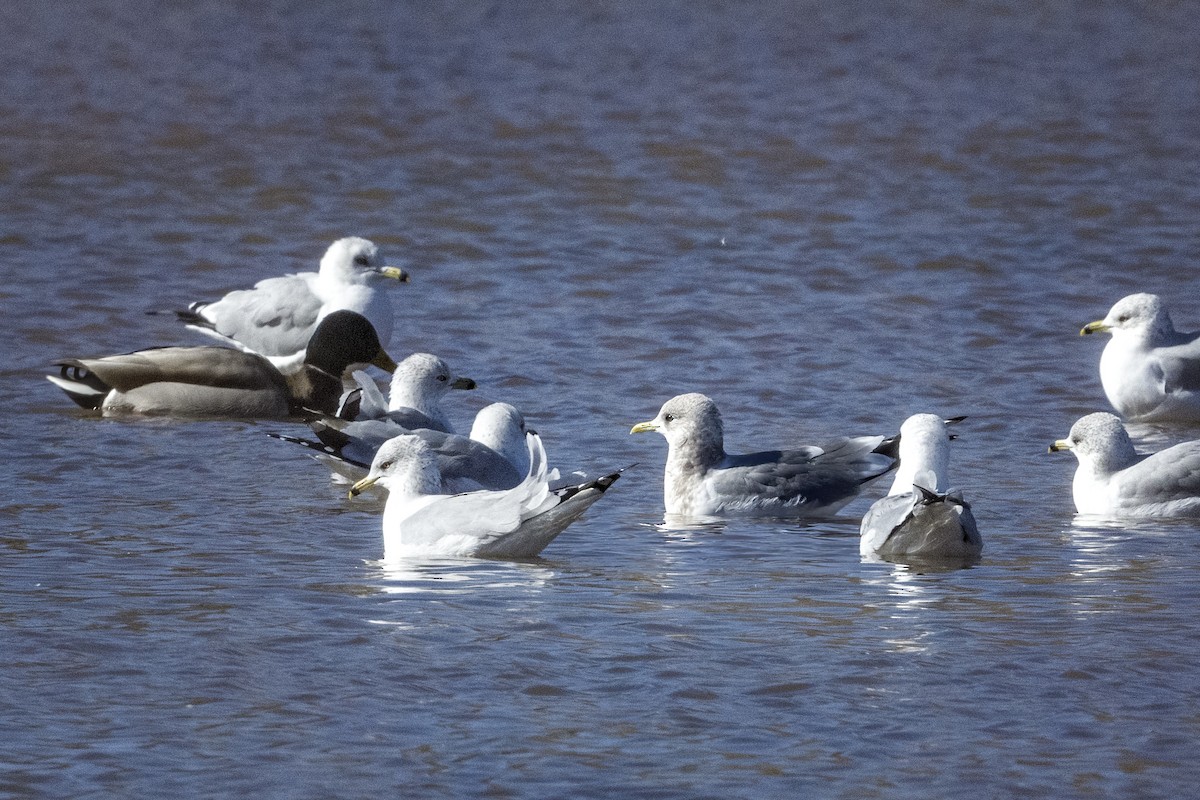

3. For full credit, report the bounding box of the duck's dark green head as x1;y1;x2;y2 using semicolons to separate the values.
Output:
305;311;397;375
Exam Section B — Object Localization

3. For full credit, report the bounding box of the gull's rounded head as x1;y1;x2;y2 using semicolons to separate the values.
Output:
390;353;476;409
471;402;530;472
890;413;951;493
1082;293;1172;339
321;237;409;283
349;434;441;497
899;413;947;444
631;392;724;451
470;402;527;456
1049;412;1138;472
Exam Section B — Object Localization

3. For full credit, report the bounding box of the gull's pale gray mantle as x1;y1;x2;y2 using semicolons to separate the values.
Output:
1050;411;1200;517
271;402;528;492
859;413;981;563
1081;293;1200;423
349;432;621;560
48;311;396;419
175;237;409;373
631;392;896;518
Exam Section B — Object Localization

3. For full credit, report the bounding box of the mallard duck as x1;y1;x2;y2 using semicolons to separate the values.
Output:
49;310;396;419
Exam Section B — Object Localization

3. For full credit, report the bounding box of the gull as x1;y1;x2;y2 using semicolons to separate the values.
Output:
273;402;530;492
630;392;896;518
1049;411;1200;517
175;237;409;373
335;354;477;431
859;413;982;563
48;311;396;419
349;432;621;559
376;353;476;431
1081;293;1200;423
468;402;531;475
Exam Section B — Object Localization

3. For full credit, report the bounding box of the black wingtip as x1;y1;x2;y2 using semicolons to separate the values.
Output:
552;469;625;503
175;308;216;329
593;470;624;492
914;484;941;504
873;434;901;459
336;388;362;420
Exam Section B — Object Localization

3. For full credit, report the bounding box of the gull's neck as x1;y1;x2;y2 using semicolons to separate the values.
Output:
389;382;449;429
889;427;949;494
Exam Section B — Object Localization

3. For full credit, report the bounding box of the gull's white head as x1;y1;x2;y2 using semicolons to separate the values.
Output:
349;434;442;499
320;237;409;285
388;353;476;418
1082;293;1174;343
888;412;951;494
470;402;529;471
1049;412;1139;475
631;392;725;463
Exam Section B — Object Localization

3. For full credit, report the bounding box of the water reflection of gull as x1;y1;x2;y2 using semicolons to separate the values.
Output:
1066;518;1137;581
654;515;728;539
863;562;938;605
367;556;555;599
860;564;940;654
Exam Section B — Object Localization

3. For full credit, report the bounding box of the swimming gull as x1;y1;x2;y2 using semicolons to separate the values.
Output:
1081;293;1200;423
859;413;982;563
377;353;477;431
336;354;477;431
48;310;396;419
630;392;896;518
273;402;529;491
468;402;531;475
1049;411;1200;517
175;237;409;373
349;432;621;559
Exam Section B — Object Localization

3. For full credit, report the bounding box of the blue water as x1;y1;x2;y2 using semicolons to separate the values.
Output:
3;2;1200;797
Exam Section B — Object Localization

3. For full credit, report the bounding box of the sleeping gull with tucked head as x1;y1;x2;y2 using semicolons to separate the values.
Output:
349;432;621;559
48;310;396;419
1049;411;1200;517
1081;293;1200;423
175;237;409;373
859;413;981;563
273;402;530;492
630;392;896;518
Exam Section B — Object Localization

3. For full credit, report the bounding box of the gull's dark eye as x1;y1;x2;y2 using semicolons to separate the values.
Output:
353;254;370;266
663;413;675;423
380;460;393;471
1117;314;1130;323
436;374;448;383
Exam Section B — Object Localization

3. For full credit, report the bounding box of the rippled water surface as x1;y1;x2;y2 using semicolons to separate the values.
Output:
4;2;1200;797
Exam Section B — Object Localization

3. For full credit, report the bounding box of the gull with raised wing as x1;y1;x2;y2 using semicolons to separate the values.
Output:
349;432;621;559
